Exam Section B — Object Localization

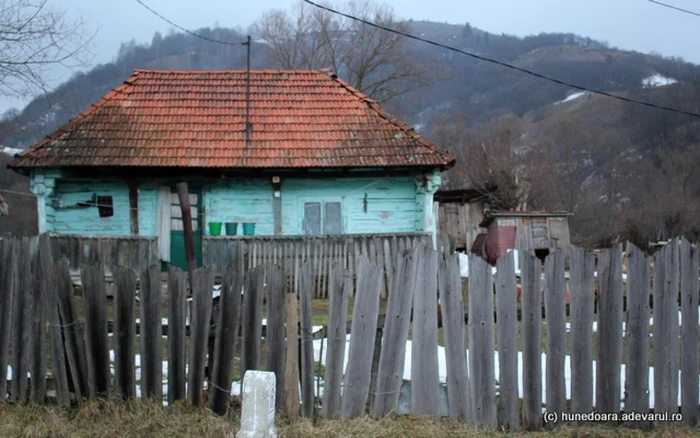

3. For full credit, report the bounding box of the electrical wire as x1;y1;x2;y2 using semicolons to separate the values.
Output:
303;0;700;119
648;0;700;17
135;0;248;47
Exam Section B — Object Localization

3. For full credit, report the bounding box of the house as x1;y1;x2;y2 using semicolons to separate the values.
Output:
476;210;572;264
8;69;455;269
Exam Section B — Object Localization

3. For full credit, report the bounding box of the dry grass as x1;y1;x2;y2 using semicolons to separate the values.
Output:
1;400;697;438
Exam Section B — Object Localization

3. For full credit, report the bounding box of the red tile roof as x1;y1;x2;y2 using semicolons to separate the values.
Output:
10;69;454;170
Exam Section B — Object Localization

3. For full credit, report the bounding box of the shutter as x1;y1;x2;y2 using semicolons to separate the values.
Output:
304;202;322;235
324;202;342;234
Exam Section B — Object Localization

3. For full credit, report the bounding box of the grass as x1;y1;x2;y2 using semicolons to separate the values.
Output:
0;400;698;438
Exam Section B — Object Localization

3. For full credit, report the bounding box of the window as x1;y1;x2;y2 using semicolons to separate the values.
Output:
303;201;342;235
97;195;113;217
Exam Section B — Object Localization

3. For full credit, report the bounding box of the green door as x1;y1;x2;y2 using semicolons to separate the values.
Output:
169;187;203;269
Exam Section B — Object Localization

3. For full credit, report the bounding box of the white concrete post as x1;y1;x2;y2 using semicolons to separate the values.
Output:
237;370;277;438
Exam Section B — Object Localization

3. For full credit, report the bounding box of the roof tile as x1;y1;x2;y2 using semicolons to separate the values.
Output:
11;69;454;169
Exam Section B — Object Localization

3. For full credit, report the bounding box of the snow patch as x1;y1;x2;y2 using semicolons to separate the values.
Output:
554;91;588;105
642;74;677;88
0;146;23;156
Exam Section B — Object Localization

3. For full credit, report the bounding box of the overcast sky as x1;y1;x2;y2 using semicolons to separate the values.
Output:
1;0;698;113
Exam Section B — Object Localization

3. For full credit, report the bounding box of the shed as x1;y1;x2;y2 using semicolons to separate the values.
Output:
478;210;572;264
434;188;489;251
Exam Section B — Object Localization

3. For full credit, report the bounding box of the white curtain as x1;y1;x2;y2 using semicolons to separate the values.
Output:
156;186;171;262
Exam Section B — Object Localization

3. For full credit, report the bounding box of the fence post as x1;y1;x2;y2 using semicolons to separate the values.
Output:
468;254;496;428
188;266;214;406
168;267;187;404
266;264;286;410
342;256;383;419
495;251;518;429
624;244;650;424
411;245;440;417
570;246;595;416
680;238;699;426
544;250;566;422
439;254;471;422
140;265;163;403
210;267;243;415
653;239;680;425
113;265;137;400
596;244;624;415
283;287;300;418
0;238;16;401
241;265;265;382
521;253;542;430
372;247;419;418
10;237;33;402
299;260;315;419
82;262;111;397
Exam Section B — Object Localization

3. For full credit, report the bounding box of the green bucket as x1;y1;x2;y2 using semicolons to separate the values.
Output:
242;223;256;236
225;222;238;236
208;222;223;236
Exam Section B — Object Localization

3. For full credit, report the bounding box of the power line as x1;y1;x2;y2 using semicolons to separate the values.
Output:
303;0;700;119
135;0;247;47
648;0;700;17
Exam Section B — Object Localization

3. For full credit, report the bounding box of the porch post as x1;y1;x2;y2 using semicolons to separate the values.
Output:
30;170;55;234
126;179;140;235
418;170;441;249
272;176;282;235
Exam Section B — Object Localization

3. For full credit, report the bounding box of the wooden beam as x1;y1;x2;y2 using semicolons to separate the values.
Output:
126;179;139;235
272;178;282;235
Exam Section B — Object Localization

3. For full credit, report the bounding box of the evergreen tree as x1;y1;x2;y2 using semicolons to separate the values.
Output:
462;22;472;39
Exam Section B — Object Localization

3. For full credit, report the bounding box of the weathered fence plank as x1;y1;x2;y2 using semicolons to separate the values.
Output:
570;246;595;415
653;239;680;422
188;266;214;406
266;264;286;409
322;264;351;419
596;244;624;414
624;244;650;418
411;245;440;417
468;254;497;428
10;237;32;402
283;288;300;418
30;237;47;404
299;261;315;419
82;262;111;397
680;239;699;426
113;266;137;400
439;254;471;421
140;265;163;402
545;250;566;420
210;267;243;415
521;253;542;430
0;238;16;401
495;251;518;429
168;267;187;403
372;247;419;418
342;256;383;418
41;235;70;406
55;258;89;398
241;265;265;380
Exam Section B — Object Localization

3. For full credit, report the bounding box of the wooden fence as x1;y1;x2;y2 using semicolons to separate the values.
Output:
49;234;158;275
0;233;697;430
203;233;432;298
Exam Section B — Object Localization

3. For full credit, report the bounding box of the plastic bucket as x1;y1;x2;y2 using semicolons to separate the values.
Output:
208;222;223;236
225;222;238;235
242;223;256;236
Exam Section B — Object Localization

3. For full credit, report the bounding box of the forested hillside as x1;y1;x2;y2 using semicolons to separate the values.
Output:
2;18;699;247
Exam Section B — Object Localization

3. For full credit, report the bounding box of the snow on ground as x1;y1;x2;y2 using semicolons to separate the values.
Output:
642;74;678;88
553;91;588;105
0;147;23;156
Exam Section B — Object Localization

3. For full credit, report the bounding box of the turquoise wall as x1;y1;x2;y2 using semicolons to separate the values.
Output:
39;174;432;236
50;179;158;236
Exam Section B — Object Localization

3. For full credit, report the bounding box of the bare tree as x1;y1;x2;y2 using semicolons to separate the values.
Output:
431;110;534;210
253;0;442;102
0;0;93;99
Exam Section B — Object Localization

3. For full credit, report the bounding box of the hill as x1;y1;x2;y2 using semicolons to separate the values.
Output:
1;20;699;245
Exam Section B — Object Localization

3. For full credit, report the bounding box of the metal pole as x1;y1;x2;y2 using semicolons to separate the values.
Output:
244;35;252;145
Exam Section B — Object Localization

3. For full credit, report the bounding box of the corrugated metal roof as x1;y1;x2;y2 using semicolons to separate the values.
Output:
10;69;455;170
